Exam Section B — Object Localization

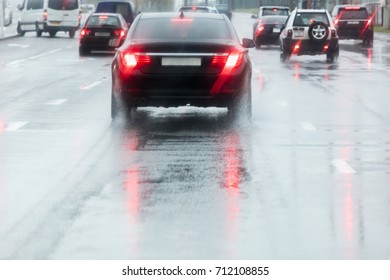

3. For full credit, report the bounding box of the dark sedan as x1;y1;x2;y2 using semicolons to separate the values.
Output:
79;13;128;56
111;12;255;120
254;15;288;48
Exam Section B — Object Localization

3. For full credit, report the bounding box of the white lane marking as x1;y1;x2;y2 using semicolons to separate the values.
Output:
8;44;30;48
300;122;317;131
6;48;64;66
81;81;103;90
5;122;28;131
332;159;356;174
46;99;67;105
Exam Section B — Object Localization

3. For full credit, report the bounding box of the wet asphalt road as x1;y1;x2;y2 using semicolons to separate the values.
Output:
0;13;390;259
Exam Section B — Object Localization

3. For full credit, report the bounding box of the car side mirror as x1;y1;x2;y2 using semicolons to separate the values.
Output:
251;14;257;19
242;38;255;48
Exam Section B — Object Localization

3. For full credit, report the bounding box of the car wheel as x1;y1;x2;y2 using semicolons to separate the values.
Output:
69;30;76;38
17;24;25;36
36;24;42;37
79;46;89;56
326;46;339;63
308;21;329;42
111;91;119;120
49;31;57;37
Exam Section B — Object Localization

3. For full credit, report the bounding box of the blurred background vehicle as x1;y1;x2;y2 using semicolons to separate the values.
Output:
252;6;290;38
95;0;135;26
3;0;13;26
79;12;128;56
214;3;231;20
331;5;374;45
253;15;288;49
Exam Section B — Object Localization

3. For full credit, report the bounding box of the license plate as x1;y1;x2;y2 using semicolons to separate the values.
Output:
108;38;119;47
161;57;201;66
49;21;61;26
294;30;304;37
95;32;110;37
347;21;359;24
273;27;281;33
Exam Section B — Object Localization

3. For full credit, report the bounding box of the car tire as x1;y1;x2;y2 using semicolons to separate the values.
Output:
49;31;57;37
111;91;119;120
308;21;329;42
326;46;339;63
69;30;76;38
36;24;42;37
17;24;25;36
79;47;90;56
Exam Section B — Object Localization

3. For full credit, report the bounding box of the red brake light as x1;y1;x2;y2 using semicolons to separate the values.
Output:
273;8;278;12
345;6;361;10
99;15;109;19
257;25;264;32
119;52;151;71
211;53;243;69
114;30;126;38
225;53;243;69
192;6;196;10
287;29;292;38
171;18;193;23
79;29;90;39
334;18;339;26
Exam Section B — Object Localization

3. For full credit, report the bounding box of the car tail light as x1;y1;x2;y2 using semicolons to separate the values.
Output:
119;51;151;72
114;29;126;39
43;9;48;21
211;53;243;70
287;29;292;38
334;18;339;26
345;6;361;10
257;25;264;33
79;29;91;39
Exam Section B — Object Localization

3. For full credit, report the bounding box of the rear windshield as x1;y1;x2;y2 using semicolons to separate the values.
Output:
261;8;289;16
97;2;131;16
293;12;329;26
86;15;120;27
339;9;369;20
261;16;288;24
48;0;78;10
133;18;230;41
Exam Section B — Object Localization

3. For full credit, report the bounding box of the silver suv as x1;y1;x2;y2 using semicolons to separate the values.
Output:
279;9;339;63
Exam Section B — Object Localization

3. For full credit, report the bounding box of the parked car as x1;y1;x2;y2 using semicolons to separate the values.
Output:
331;5;373;45
178;6;218;14
253;15;288;48
111;12;255;120
252;6;290;37
95;0;135;26
3;0;13;26
215;3;232;20
79;13;128;56
16;0;80;38
279;9;339;63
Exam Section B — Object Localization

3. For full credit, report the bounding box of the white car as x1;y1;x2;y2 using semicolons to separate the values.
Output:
279;9;339;63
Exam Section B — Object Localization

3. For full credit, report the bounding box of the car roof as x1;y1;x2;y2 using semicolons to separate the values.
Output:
294;9;328;13
90;12;123;17
260;6;289;9
140;12;225;20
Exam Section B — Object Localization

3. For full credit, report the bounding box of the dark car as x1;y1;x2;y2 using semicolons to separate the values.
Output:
252;6;290;37
111;12;255;120
254;15;288;48
79;13;128;56
178;6;218;13
215;3;232;20
95;0;135;25
279;9;339;63
331;5;373;45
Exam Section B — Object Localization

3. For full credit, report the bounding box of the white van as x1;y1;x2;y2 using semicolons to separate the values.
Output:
17;0;81;38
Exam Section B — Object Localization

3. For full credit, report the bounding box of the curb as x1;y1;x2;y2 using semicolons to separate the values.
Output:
0;34;20;41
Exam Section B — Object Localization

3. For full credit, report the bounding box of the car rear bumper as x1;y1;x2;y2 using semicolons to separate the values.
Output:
337;28;373;39
113;70;250;108
80;37;123;50
282;37;339;55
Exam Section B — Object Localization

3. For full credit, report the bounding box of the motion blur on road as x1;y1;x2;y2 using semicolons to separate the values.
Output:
1;3;390;259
